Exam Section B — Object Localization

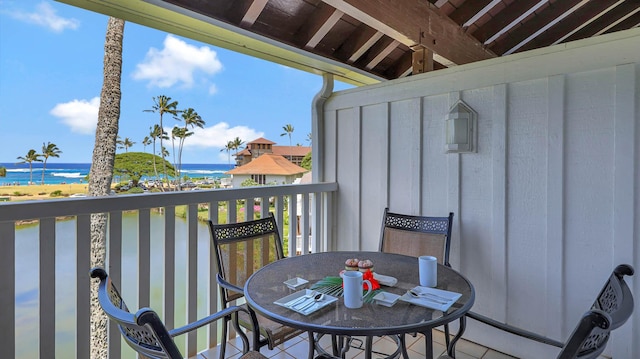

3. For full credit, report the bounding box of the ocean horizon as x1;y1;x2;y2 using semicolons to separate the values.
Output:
0;162;234;186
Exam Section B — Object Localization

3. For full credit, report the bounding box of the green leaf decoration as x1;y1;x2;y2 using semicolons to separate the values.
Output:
310;276;383;303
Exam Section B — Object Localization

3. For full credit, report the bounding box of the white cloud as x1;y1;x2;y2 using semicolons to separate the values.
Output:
50;97;99;135
5;2;79;33
174;122;263;162
133;35;223;89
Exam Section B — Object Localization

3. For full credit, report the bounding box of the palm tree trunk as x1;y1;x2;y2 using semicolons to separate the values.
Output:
88;16;124;359
41;160;47;185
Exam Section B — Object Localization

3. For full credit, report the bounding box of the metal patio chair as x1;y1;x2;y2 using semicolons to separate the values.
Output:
376;208;457;357
90;267;267;359
209;213;305;359
459;264;635;359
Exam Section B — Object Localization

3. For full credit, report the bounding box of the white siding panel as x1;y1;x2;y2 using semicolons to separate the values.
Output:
360;103;390;250
505;79;549;335
564;69;616;330
335;107;361;251
388;98;422;214
421;94;450;216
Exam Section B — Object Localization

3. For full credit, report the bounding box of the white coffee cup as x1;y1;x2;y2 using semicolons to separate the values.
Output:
343;270;372;308
419;255;437;287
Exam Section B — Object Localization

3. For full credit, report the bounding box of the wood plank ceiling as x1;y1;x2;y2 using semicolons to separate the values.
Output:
158;0;640;81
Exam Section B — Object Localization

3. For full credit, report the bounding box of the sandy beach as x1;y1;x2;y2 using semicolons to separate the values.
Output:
0;183;91;201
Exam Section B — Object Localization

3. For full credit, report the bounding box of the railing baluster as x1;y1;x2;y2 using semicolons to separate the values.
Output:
289;194;298;256
0;221;15;359
108;211;122;357
76;214;91;359
301;193;310;255
164;206;176;331
138;209;151;308
40;217;56;356
186;203;199;357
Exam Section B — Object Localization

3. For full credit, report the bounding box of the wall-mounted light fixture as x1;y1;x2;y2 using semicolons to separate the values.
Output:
445;100;477;153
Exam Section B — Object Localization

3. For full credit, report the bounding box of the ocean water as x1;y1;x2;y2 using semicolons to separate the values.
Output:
0;162;233;186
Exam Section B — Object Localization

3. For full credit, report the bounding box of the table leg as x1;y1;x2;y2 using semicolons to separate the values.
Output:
364;336;373;359
423;330;433;359
308;331;316;359
447;317;466;358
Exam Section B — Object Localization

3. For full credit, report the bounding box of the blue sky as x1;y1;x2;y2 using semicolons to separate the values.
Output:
0;0;352;164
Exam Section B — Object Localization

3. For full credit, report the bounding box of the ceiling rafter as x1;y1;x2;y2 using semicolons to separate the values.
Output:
305;9;345;48
448;0;494;26
334;25;384;64
241;0;269;27
321;0;496;66
488;0;586;56
364;38;400;70
470;0;542;44
517;0;622;53
564;1;640;42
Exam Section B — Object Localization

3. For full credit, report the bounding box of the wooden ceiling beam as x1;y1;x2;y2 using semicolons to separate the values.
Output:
605;11;640;34
366;39;400;70
488;0;585;56
448;0;494;26
517;0;622;53
305;9;345;48
470;0;540;45
240;0;269;27
322;0;496;65
565;2;640;42
335;25;385;63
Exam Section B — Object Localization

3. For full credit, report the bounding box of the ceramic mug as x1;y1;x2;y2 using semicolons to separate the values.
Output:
343;270;372;308
419;255;438;287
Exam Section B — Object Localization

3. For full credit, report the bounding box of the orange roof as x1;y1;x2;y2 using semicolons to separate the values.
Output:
247;137;275;145
226;154;308;175
272;146;311;157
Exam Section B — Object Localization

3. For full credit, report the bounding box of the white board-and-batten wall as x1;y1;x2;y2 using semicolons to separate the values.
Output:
320;29;639;358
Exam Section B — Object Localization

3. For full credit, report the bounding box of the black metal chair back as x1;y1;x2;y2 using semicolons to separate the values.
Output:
557;264;634;359
90;267;266;359
209;213;303;359
379;208;454;266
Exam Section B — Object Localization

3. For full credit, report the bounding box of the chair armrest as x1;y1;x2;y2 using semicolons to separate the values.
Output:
557;309;611;359
169;306;249;337
217;273;245;294
466;311;564;348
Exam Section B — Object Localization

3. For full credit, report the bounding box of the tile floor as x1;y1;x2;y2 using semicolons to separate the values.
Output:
197;330;517;359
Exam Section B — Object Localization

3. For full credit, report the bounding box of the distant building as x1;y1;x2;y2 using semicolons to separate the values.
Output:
225;153;308;188
235;137;310;167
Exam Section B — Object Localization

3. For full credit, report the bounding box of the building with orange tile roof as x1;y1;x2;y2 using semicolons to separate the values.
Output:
226;153;308;188
235;137;310;167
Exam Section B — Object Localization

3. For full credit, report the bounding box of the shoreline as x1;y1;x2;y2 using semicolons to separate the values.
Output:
0;183;90;201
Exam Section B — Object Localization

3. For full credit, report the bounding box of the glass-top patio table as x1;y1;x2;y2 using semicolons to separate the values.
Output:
244;251;475;359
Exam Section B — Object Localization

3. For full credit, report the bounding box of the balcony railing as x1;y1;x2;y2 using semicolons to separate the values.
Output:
0;182;338;358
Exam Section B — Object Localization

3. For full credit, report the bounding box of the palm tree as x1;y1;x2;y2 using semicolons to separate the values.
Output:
230;136;244;164
221;140;233;166
142;136;152;153
144;95;180;188
88;17;125;358
16;149;42;184
281;124;294;161
170;126;181;181
117;137;135;152
176;108;204;187
40;142;62;185
149;124;166;187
